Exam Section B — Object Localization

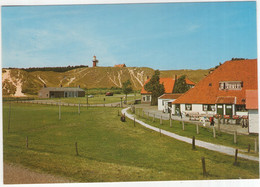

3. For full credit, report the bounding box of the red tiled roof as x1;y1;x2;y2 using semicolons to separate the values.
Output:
158;93;183;99
246;90;258;109
141;78;175;94
215;96;236;104
173;59;258;105
185;78;195;85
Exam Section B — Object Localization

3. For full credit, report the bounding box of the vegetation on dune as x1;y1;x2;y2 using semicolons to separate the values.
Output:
144;70;165;105
2;103;259;182
20;65;89;72
173;75;190;93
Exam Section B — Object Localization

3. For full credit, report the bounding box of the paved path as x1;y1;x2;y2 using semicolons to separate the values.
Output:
122;107;259;162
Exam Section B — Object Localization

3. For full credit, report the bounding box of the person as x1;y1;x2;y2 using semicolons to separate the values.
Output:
210;117;215;126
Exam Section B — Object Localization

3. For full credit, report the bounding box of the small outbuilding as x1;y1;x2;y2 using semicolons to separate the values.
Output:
38;87;85;98
158;93;183;113
246;90;259;134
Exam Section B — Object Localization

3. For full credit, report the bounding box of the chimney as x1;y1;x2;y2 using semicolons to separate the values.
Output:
175;75;177;80
43;84;46;88
60;84;63;88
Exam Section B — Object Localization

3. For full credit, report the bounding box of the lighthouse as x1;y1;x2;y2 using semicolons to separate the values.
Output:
92;55;99;67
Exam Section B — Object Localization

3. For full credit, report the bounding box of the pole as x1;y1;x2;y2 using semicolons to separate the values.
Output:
234;131;237;144
234;149;238;165
255;138;258;153
59;99;61;120
192;136;196;150
201;157;207;176
196;124;199;134
182;120;185;131
213;127;216;138
170;118;172;128
75;142;79;156
8;102;11;133
160;115;162;125
78;102;80;115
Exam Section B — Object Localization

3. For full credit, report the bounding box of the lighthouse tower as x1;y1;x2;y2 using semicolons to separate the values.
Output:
92;55;99;67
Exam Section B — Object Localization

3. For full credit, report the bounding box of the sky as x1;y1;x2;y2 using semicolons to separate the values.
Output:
1;1;257;70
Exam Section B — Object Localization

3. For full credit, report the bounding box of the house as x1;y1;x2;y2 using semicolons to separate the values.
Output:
38;86;85;98
158;93;183;113
171;59;258;129
141;77;195;104
114;64;126;67
246;90;259;134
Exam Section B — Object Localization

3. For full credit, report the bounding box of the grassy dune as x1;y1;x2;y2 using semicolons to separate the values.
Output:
3;103;258;182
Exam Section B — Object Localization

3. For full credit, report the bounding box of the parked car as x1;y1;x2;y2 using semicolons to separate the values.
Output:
105;92;114;96
88;95;94;98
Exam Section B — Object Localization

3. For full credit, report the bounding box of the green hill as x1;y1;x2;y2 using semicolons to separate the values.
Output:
2;67;209;96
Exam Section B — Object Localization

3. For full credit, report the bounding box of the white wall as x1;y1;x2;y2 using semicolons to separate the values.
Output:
158;99;164;111
179;104;215;115
158;99;175;112
248;109;259;134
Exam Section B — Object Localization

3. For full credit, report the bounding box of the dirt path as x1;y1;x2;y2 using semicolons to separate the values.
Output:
3;162;72;184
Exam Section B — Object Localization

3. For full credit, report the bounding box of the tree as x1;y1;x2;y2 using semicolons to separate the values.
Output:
144;70;165;106
122;80;133;104
173;75;190;93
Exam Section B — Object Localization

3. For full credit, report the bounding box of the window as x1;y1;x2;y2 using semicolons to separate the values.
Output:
142;96;146;101
146;96;151;101
202;104;215;111
236;105;247;112
185;104;192;111
219;81;242;90
162;100;164;106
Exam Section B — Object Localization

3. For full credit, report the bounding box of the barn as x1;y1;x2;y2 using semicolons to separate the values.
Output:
38;87;85;98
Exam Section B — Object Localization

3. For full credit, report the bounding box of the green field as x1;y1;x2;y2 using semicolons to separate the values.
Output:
51;93;141;105
3;103;259;182
132;108;259;156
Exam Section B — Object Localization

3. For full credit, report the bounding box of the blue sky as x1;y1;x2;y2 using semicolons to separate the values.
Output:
1;1;257;70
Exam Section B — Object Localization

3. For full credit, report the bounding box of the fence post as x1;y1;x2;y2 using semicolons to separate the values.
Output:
213;127;216;138
182;120;185;131
192;136;196;150
26;136;28;149
8;103;11;133
160;116;162;125
134;117;136;127
255;138;258;153
234;149;238;165
201;157;207;176
196;124;199;134
153;114;155;122
59;100;61;120
78;103;80;115
118;110;120;116
148;112;149;120
248;144;251;153
234;131;237;144
75;142;79;156
170;118;172;128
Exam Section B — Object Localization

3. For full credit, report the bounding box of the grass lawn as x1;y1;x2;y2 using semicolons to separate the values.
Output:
48;93;141;105
3;103;259;182
131;108;259;156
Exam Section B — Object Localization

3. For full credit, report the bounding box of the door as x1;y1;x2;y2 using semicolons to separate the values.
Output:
217;104;223;115
175;104;180;115
225;104;233;117
168;102;172;113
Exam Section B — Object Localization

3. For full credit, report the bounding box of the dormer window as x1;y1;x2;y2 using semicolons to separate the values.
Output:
219;81;242;90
